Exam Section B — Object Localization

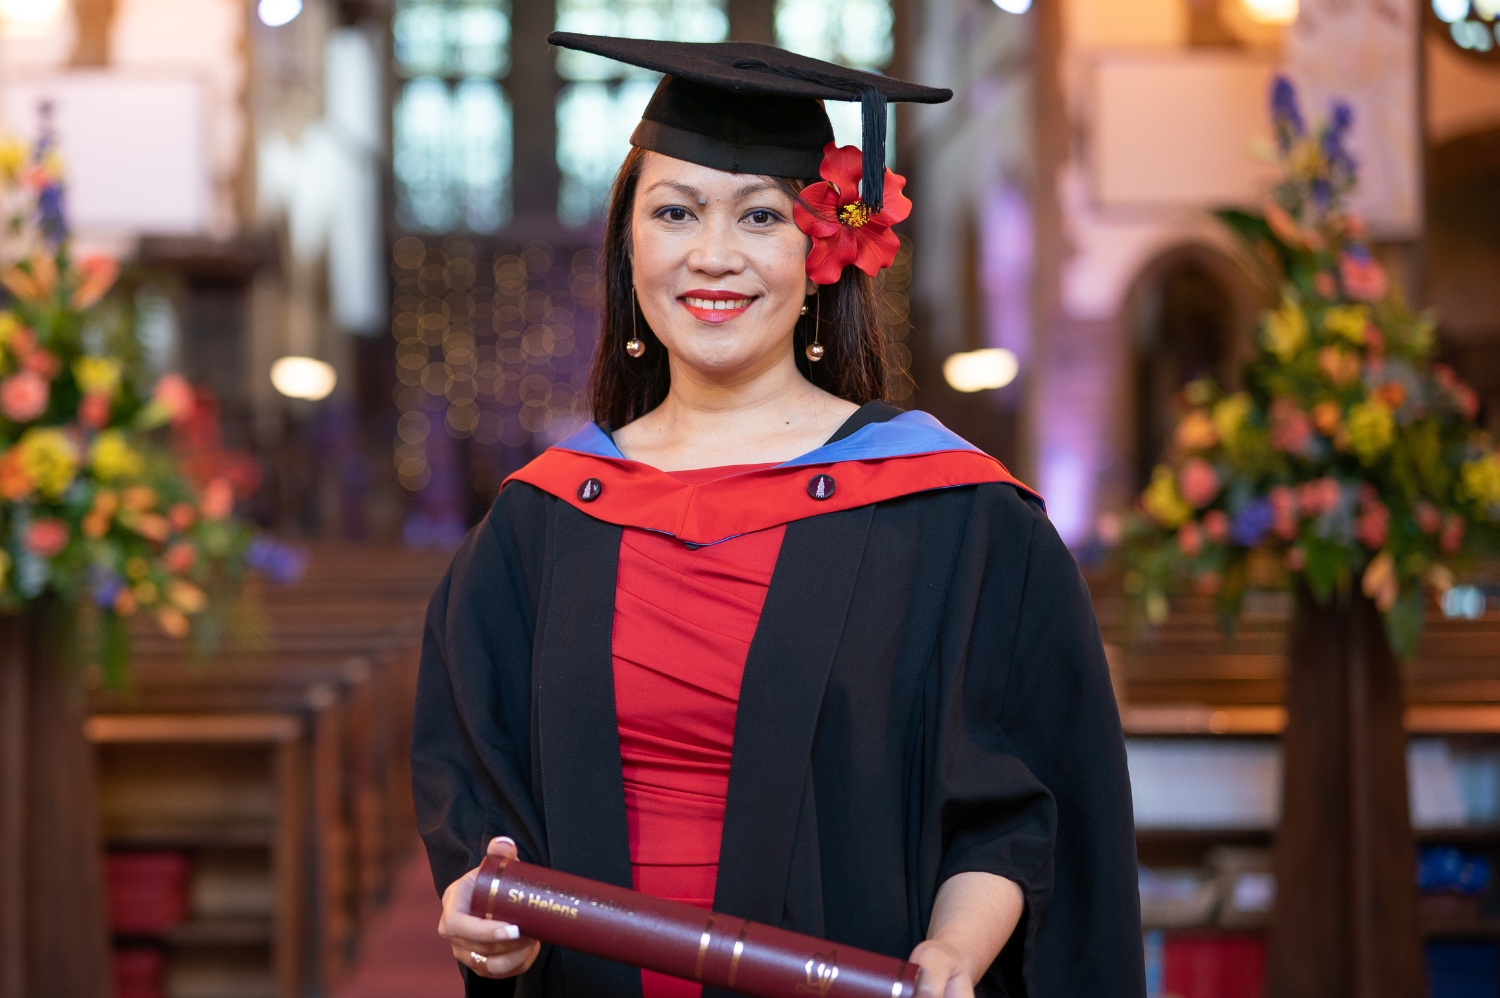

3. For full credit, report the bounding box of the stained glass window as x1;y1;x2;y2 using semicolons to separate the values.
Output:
393;0;512;232
775;0;895;162
554;0;729;226
774;0;893;70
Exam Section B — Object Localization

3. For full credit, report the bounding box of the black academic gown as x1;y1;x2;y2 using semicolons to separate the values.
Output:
412;406;1145;998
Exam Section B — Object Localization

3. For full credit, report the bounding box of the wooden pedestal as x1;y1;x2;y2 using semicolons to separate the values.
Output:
0;609;113;998
1267;587;1427;998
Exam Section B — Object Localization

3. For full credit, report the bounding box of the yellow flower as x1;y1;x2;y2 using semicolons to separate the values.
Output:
0;311;18;349
1212;393;1253;444
89;430;142;480
1142;465;1194;529
1261;299;1308;362
0;138;25;180
1459;453;1500;507
167;579;207;614
1323;305;1370;345
17;428;79;499
73;356;122;397
1346;400;1395;465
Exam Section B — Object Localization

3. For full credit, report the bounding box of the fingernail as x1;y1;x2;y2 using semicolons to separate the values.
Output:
493;836;515;847
497;924;520;941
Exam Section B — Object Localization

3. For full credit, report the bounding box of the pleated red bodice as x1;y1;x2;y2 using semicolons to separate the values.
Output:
610;464;785;998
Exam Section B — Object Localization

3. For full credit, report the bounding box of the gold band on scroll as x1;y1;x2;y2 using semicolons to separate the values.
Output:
695;914;717;981
726;921;751;987
485;875;501;920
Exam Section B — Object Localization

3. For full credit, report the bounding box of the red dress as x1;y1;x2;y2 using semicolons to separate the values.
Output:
610;464;785;998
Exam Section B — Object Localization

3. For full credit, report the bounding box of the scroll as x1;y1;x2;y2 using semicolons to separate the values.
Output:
471;855;918;998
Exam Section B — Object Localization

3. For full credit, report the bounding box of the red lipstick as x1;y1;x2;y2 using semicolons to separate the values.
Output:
678;289;756;324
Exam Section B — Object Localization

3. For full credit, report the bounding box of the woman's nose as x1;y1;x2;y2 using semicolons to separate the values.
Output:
684;218;745;277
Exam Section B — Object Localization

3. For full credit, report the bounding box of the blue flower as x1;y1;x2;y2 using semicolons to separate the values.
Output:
1230;498;1275;547
89;564;124;609
32;101;68;246
1271;76;1305;149
246;536;308;586
1329;101;1353;135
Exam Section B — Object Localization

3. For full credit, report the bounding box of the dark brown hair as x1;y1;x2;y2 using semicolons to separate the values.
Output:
588;146;891;429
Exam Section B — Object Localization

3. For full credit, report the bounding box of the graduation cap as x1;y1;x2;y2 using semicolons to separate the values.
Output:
547;33;952;213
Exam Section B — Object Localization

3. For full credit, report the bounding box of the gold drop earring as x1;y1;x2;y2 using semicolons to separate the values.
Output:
804;289;824;362
626;288;646;358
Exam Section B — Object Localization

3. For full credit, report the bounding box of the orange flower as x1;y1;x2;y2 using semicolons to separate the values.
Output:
155;606;190;638
1374;381;1406;409
113;588;138;617
125;513;172;543
70;254;118;310
0;447;31;499
121;486;157;512
1318;347;1361;387
0;252;58;303
1172;410;1217;453
1312;400;1342;436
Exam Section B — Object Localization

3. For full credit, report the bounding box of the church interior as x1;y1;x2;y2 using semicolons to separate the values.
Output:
3;0;1500;995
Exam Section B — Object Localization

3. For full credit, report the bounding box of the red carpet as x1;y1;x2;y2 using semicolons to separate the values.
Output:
335;846;463;998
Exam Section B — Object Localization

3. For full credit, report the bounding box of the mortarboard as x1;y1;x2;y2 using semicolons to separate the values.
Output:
546;33;952;213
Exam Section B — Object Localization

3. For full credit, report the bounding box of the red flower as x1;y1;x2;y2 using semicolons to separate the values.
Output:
79;392;111;429
24;519;69;558
0;370;49;422
1357;499;1389;550
793;143;912;285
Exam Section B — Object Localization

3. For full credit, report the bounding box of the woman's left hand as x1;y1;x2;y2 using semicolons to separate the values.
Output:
908;871;1024;998
907;938;975;998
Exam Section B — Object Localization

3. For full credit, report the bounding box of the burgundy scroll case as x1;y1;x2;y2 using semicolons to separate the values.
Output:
471;855;919;998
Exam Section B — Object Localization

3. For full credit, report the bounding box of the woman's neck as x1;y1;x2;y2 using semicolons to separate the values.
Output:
612;352;858;471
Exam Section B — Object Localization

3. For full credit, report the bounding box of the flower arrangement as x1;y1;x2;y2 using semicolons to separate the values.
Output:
0;112;300;682
1113;79;1500;658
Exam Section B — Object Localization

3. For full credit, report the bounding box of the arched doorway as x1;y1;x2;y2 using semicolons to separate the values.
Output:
1122;244;1266;486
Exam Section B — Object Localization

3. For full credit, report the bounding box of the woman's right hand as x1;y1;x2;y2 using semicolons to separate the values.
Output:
439;837;542;979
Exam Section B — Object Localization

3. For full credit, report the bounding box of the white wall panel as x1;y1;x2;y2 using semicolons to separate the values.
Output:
1089;53;1279;210
0;73;210;235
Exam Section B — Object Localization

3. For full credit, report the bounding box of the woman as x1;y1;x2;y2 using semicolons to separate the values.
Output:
415;33;1143;998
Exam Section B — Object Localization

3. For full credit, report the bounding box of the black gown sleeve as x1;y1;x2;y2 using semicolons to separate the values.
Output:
927;487;1144;998
411;487;553;996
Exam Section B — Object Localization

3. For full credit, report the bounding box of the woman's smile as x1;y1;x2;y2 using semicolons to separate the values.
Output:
678;288;757;324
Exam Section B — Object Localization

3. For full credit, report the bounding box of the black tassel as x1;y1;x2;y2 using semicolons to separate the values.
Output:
857;85;887;213
730;58;890;211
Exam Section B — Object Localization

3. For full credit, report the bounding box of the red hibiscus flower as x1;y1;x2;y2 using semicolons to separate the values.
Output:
793;143;912;285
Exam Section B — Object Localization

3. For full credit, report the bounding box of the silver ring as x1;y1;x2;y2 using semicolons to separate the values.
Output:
470;951;488;969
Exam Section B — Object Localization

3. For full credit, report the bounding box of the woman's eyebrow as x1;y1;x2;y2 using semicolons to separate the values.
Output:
733;180;781;200
641;180;703;200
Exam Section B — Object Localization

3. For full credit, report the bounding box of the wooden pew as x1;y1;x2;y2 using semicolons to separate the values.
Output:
89;713;307;998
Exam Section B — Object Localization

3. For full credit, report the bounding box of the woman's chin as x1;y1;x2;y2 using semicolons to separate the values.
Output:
669;340;785;379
